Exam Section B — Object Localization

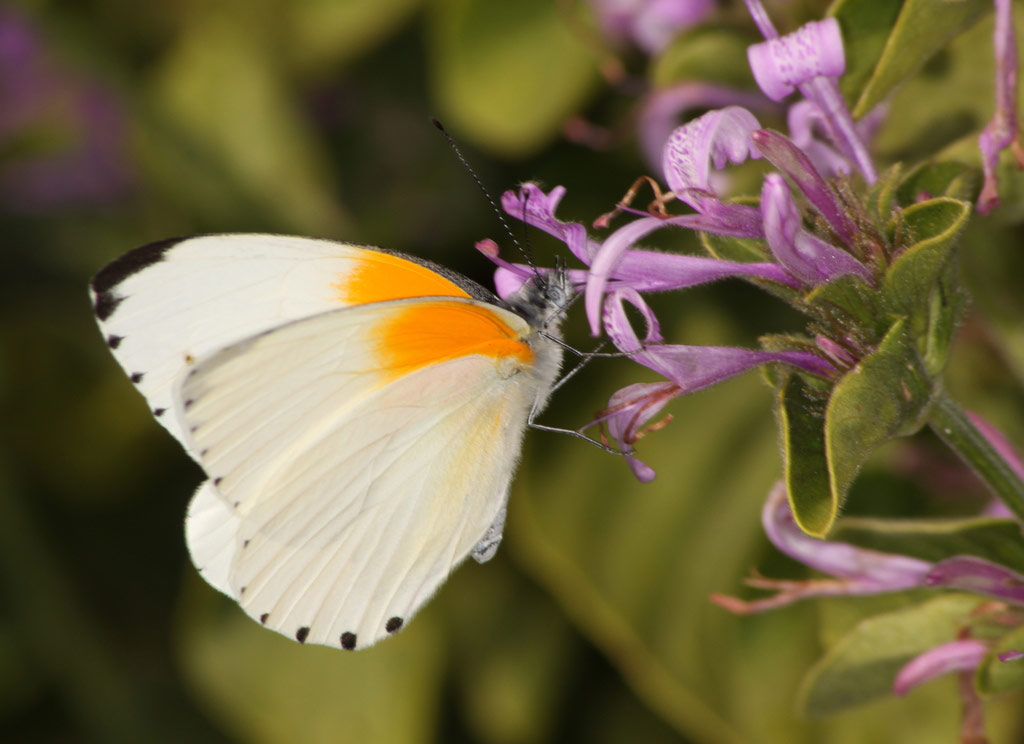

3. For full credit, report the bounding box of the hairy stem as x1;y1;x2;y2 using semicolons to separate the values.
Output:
928;390;1024;522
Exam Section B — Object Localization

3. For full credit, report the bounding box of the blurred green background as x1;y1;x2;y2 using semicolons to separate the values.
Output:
3;0;1024;742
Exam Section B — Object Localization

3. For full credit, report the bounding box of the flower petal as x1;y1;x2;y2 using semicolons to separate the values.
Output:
603;291;836;385
751;128;856;245
761;173;872;286
638;84;773;171
585;215;668;334
893;640;988;696
747;19;845;102
924;555;1024;605
662;106;762;209
591;380;681;482
611;250;797;292
712;482;933;613
977;0;1021;214
591;0;714;54
501;183;596;263
584;210;794;334
761;482;932;585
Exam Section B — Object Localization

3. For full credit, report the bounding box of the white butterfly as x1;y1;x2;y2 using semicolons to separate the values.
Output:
91;234;567;650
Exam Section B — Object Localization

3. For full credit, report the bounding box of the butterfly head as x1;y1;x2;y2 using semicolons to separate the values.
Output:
503;266;572;331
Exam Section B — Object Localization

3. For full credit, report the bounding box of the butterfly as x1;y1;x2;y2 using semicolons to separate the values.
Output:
90;234;568;650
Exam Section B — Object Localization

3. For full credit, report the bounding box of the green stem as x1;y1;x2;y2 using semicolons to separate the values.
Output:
927;390;1024;522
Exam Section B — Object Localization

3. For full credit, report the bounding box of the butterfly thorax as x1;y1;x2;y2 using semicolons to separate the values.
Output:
500;269;569;414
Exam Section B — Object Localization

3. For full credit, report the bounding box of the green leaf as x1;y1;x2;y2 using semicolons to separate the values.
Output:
977;625;1024;694
777;371;834;536
805;274;883;333
650;27;755;89
832;0;991;118
287;0;422;71
831;516;1024;575
829;0;904;111
428;0;598;156
882;197;970;316
145;12;346;233
700;232;769;263
866;162;904;223
896;161;979;205
824;318;933;530
799;594;986;715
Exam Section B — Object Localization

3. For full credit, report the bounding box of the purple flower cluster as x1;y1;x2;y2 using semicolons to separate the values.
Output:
484;2;1024;716
487;3;888;478
712;466;1024;697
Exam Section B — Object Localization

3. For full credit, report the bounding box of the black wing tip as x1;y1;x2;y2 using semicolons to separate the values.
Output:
90;236;186;296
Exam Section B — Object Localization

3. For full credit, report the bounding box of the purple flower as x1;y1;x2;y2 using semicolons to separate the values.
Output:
661;106;765;236
746;19;845;103
893;640;990;696
602;288;835;382
924;555;1024;604
760;173;872;286
587;381;679;482
492;182;799;334
579;293;834;478
482;5;901;484
590;0;715;54
0;8;132;212
750;127;857;245
786;100;887;182
977;0;1023;214
713;482;1024;613
743;2;876;182
637;83;773;172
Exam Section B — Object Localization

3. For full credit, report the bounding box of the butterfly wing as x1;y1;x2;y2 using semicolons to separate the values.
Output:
178;297;548;649
90;234;482;450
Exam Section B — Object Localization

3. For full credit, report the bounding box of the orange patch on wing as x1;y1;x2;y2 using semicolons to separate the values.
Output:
334;251;469;305
376;301;534;379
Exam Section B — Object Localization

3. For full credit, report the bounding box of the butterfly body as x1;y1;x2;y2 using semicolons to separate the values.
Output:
91;235;566;649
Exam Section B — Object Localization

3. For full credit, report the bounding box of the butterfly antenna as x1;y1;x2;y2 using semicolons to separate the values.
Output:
432;118;536;271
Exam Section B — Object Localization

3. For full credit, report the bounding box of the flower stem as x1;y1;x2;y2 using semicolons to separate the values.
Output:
928;391;1024;522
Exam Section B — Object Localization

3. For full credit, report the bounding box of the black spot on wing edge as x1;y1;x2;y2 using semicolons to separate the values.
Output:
130;372;144;384
296;626;309;643
385;617;403;634
260;613;269;624
106;334;123;349
340;632;356;650
90;237;183;295
93;291;124;321
153;408;165;417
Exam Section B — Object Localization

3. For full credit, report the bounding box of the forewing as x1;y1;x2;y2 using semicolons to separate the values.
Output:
90;234;475;450
179;299;538;649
